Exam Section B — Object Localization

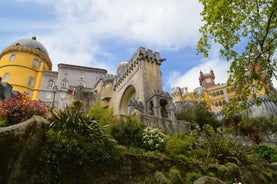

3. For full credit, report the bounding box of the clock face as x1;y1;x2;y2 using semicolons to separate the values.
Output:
205;78;212;83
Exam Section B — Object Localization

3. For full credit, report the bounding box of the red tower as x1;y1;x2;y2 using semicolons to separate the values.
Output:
199;70;215;88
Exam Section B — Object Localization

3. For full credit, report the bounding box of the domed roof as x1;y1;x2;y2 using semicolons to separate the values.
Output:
11;36;49;57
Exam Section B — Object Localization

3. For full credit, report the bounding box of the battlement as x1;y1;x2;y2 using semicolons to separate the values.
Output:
171;87;182;95
113;47;166;90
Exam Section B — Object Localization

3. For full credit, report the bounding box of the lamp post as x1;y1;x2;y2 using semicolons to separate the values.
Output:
52;85;58;108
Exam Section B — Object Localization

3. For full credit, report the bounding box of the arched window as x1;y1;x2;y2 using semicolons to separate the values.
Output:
28;77;35;86
33;58;39;67
61;79;68;89
2;73;10;82
26;90;32;97
47;80;54;89
79;80;86;87
9;54;16;61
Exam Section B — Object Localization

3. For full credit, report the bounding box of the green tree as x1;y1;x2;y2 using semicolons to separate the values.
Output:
88;102;114;127
176;101;220;132
110;116;144;147
193;102;219;132
197;0;277;115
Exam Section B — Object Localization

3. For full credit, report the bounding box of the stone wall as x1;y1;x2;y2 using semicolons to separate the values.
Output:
140;114;190;134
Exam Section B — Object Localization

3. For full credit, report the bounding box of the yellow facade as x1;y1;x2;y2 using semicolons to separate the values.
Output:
0;37;52;100
172;71;269;115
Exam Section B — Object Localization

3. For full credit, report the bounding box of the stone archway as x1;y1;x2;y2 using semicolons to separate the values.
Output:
119;85;136;115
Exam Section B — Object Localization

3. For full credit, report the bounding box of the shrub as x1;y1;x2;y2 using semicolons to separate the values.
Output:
255;144;277;162
39;102;122;183
0;93;49;125
185;172;202;184
142;127;166;151
168;167;184;184
0;118;8;127
201;135;249;165
110;116;144;147
88;102;114;127
154;171;169;184
165;133;195;156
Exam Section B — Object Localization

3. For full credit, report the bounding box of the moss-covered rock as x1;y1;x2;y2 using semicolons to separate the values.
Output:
0;116;49;184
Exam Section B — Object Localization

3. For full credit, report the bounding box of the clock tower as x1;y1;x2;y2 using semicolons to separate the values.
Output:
199;70;215;88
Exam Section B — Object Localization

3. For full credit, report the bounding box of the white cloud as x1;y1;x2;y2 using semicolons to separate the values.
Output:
168;58;230;92
14;0;202;71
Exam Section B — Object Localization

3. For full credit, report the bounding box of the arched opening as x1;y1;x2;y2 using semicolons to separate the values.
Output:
160;99;168;118
120;85;136;115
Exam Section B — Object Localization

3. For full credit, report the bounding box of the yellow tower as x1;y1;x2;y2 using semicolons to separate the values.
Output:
0;36;52;100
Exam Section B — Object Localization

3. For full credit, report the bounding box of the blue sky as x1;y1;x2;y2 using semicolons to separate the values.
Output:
1;0;274;93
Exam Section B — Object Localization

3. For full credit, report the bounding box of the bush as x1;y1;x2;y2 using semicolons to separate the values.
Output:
201;135;249;165
165;133;195;156
142;127;166;151
168;167;184;184
185;172;202;184
88;102;114;127
111;116;144;147
255;144;277;162
0;118;8;127
154;171;169;184
39;102;122;183
0;93;49;125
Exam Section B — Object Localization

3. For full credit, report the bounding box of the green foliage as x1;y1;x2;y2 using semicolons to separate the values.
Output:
185;172;202;184
255;144;277;162
197;0;277;115
201;135;249;165
165;133;195;156
168;167;184;184
110;116;144;147
0;118;8;127
176;101;220;132
39;102;122;183
239;116;277;143
193;102;220;132
0;93;49;125
142;127;166;151
154;171;170;184
88;102;114;127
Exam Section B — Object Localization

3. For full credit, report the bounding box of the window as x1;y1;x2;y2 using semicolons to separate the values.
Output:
2;73;10;82
26;90;32;97
79;80;86;87
61;79;68;89
47;80;54;89
33;58;39;67
28;77;35;86
80;73;84;79
9;54;16;61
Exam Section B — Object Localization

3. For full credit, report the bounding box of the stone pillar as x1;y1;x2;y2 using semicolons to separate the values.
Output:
153;98;161;118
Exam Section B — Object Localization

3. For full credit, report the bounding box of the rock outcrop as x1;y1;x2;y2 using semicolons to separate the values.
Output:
0;116;49;184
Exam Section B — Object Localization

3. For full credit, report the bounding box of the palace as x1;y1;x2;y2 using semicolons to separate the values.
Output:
0;36;189;133
171;70;277;118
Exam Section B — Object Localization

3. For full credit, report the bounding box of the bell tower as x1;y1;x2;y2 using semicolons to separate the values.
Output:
199;70;215;88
